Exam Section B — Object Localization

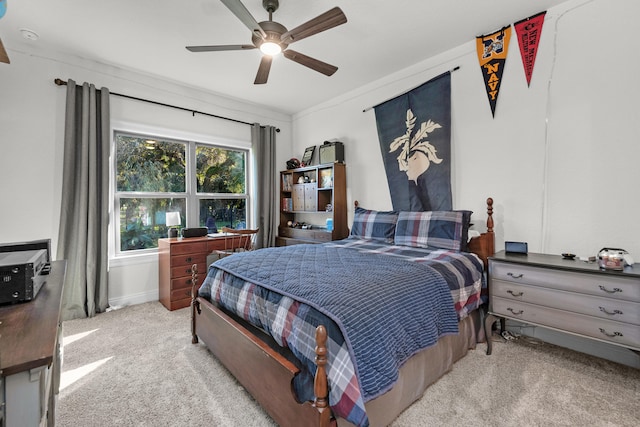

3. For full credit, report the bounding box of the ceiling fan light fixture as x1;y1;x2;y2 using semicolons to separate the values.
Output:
259;41;281;56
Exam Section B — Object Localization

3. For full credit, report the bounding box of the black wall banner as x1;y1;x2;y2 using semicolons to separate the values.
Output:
476;26;512;117
374;72;452;211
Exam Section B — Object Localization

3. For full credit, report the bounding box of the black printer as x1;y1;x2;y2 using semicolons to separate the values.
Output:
0;239;51;305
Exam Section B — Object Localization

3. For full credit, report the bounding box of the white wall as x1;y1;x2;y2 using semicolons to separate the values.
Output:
292;0;640;260
290;0;640;367
0;49;292;306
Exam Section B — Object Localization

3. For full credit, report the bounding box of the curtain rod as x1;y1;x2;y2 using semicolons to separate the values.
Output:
362;66;460;113
53;78;280;132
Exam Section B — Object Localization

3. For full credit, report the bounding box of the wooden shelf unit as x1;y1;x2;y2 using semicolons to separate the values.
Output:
277;162;347;246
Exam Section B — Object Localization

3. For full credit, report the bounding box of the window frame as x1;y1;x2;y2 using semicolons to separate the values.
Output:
110;122;253;260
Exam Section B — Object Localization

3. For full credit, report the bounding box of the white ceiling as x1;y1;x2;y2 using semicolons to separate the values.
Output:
0;0;569;115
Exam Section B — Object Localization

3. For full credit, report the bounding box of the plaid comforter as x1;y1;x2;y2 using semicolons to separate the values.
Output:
198;239;484;427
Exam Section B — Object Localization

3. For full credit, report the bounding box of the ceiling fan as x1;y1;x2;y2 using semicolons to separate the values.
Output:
186;0;347;84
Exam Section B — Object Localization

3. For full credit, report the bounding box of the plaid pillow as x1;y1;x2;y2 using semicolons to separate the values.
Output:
394;210;472;251
350;207;399;243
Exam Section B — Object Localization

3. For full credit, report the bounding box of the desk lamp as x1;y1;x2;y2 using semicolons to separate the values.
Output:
166;212;181;238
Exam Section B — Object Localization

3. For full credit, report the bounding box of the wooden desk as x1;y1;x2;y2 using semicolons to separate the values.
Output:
0;260;66;427
158;236;244;311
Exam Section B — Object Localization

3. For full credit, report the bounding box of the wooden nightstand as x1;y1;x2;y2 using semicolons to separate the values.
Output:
485;251;640;355
158;236;242;310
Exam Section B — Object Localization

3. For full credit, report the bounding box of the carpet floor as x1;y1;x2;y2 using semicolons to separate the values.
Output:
56;301;640;426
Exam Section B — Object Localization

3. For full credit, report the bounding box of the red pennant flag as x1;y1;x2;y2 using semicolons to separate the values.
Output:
514;11;546;87
476;26;511;117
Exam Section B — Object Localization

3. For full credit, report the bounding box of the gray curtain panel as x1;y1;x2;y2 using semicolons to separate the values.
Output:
57;80;110;320
252;124;277;248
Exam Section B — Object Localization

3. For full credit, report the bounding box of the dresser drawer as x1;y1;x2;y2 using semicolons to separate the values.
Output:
170;286;194;302
491;262;640;302
492;297;640;349
170;241;208;255
492;280;640;325
171;273;205;291
166;295;192;311
171;253;206;269
171;262;206;279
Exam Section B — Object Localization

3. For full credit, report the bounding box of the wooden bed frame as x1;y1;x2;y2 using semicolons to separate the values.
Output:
190;198;495;427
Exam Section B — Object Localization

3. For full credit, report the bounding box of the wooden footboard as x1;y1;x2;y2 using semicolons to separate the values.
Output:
190;265;334;427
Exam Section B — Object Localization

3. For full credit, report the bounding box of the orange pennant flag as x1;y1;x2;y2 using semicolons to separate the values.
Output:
476;26;512;117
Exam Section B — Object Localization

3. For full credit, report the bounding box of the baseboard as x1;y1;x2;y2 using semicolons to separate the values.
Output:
506;320;640;369
108;289;158;309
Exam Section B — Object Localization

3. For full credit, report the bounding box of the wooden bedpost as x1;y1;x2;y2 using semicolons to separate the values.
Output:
467;197;495;268
314;325;333;427
485;197;495;257
191;264;200;344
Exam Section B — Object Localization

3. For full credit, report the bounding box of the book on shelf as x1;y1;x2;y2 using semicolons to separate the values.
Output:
282;198;293;211
282;174;293;191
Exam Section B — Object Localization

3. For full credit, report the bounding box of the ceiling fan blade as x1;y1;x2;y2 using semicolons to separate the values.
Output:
281;7;347;44
186;44;256;52
283;49;337;76
0;38;10;64
220;0;266;39
254;55;273;84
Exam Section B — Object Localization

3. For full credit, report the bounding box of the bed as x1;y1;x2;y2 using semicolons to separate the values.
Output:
191;198;495;427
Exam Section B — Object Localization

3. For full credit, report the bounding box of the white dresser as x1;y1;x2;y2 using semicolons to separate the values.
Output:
485;251;640;356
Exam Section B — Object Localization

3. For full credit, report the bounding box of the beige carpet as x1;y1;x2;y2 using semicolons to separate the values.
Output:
56;302;640;426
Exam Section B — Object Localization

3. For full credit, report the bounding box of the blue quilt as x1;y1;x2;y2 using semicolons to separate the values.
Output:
201;242;461;426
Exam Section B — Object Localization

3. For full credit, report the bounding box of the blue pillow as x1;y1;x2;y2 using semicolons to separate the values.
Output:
350;207;399;243
394;210;472;251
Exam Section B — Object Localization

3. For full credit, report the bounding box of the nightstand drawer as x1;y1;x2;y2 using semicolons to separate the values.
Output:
492;280;640;325
492;297;640;349
491;262;640;302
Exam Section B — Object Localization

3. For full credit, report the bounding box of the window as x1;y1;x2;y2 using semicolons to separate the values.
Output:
114;131;250;255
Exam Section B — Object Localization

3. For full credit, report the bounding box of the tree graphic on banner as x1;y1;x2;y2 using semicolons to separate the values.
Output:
389;109;443;184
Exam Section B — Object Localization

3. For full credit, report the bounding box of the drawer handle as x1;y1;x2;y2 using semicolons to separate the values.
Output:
507;307;524;315
507;272;524;279
185;256;193;263
507;290;524;297
599;306;623;316
598;328;623;338
598;285;622;294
